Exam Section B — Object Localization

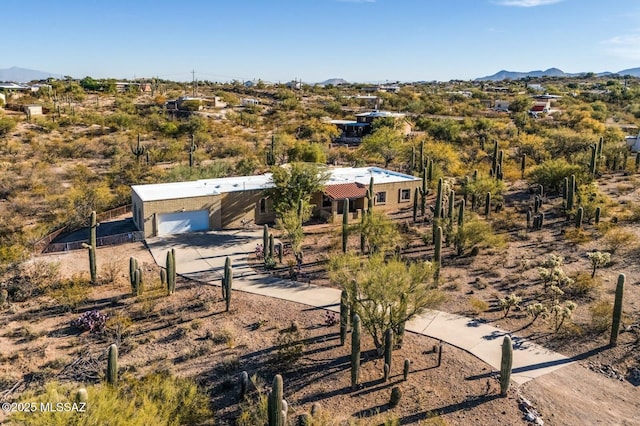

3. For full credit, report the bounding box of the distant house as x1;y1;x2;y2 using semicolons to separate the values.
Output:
528;84;544;92
115;82;151;93
285;80;302;90
494;100;510;112
241;98;260;107
625;131;640;152
529;100;551;115
330;110;409;145
244;80;274;88
0;83;30;91
24;105;43;117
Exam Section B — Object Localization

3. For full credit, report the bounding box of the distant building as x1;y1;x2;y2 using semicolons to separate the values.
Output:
285;80;302;90
24;104;43;117
244;80;274;88
330;110;409;145
494;100;510;112
528;84;544;92
241;98;260;106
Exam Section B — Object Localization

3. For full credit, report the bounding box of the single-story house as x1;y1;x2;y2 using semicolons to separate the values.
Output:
241;98;260;107
131;167;420;238
330;110;410;145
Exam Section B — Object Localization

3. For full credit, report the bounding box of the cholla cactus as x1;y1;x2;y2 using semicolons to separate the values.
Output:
526;303;548;324
586;251;611;278
551;301;577;333
499;294;522;318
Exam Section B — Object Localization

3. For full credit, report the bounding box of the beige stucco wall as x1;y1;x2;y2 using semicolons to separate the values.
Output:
220;190;275;228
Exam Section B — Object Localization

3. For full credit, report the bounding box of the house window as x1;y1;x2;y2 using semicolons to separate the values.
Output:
259;198;268;214
376;191;387;204
400;189;411;202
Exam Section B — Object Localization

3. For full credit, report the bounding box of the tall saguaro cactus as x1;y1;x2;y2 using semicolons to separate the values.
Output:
188;133;197;169
351;314;361;389
223;256;233;311
434;178;444;220
166;248;176;295
82;211;98;284
567;174;576;211
610;274;625;347
340;290;349;346
106;344;118;386
434;226;442;280
500;335;513;396
263;225;269;262
268;374;284;426
384;328;394;379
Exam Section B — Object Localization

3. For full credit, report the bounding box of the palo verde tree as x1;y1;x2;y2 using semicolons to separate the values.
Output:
359;127;404;168
328;253;443;351
267;162;329;216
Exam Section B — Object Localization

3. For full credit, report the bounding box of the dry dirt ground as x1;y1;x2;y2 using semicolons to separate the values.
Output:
2;173;640;424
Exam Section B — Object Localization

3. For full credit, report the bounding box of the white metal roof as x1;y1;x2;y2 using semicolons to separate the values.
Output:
355;110;405;118
132;167;419;202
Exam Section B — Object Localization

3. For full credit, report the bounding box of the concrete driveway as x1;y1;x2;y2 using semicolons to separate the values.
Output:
146;229;264;282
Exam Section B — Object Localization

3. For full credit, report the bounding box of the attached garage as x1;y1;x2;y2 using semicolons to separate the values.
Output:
157;210;209;235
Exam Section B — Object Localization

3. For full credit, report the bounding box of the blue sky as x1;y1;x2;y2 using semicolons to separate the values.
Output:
4;0;640;82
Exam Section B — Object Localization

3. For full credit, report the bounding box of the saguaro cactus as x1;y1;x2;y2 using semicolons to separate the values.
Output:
610;274;625;347
484;192;491;219
223;256;233;311
413;187;419;222
500;335;513;396
575;206;584;229
384;328;393;378
434;178;444;220
403;359;410;381
520;154;527;179
342;198;349;253
239;371;249;400
82;211;98;284
166;249;176;295
131;134;146;163
129;257;138;293
396;293;407;349
340;290;349;346
351;314;361;389
188;133;197;169
457;198;465;228
434;226;442;280
420;168;427;217
263;225;269;262
268;374;284;426
367;176;375;212
106;344;118;386
567;174;576;211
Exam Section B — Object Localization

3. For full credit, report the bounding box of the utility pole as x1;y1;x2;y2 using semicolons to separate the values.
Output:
192;69;197;97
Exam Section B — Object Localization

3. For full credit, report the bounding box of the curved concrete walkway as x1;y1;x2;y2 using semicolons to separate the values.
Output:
147;230;573;385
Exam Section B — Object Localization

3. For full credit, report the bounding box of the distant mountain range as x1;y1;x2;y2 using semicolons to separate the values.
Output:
476;67;640;81
0;66;62;82
317;78;349;86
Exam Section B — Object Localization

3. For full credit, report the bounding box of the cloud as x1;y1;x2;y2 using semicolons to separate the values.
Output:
601;33;640;60
493;0;563;6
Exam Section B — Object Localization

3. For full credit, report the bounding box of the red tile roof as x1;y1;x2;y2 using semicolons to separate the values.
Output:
324;183;368;200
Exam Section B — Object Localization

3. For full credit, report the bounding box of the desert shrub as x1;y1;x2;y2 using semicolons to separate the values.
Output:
602;227;637;254
563;228;592;244
105;311;133;346
100;260;121;285
567;272;601;299
6;260;60;301
586;251;610;278
589;300;613;332
469;297;489;315
274;321;305;365
551;301;577;333
10;372;212;426
51;275;91;312
527;158;583;194
71;310;107;333
211;327;235;348
237;392;268;426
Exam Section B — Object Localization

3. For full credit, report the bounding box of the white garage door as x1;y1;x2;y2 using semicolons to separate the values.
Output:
158;210;209;235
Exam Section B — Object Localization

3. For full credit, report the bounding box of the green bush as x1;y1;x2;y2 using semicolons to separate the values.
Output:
10;371;213;425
